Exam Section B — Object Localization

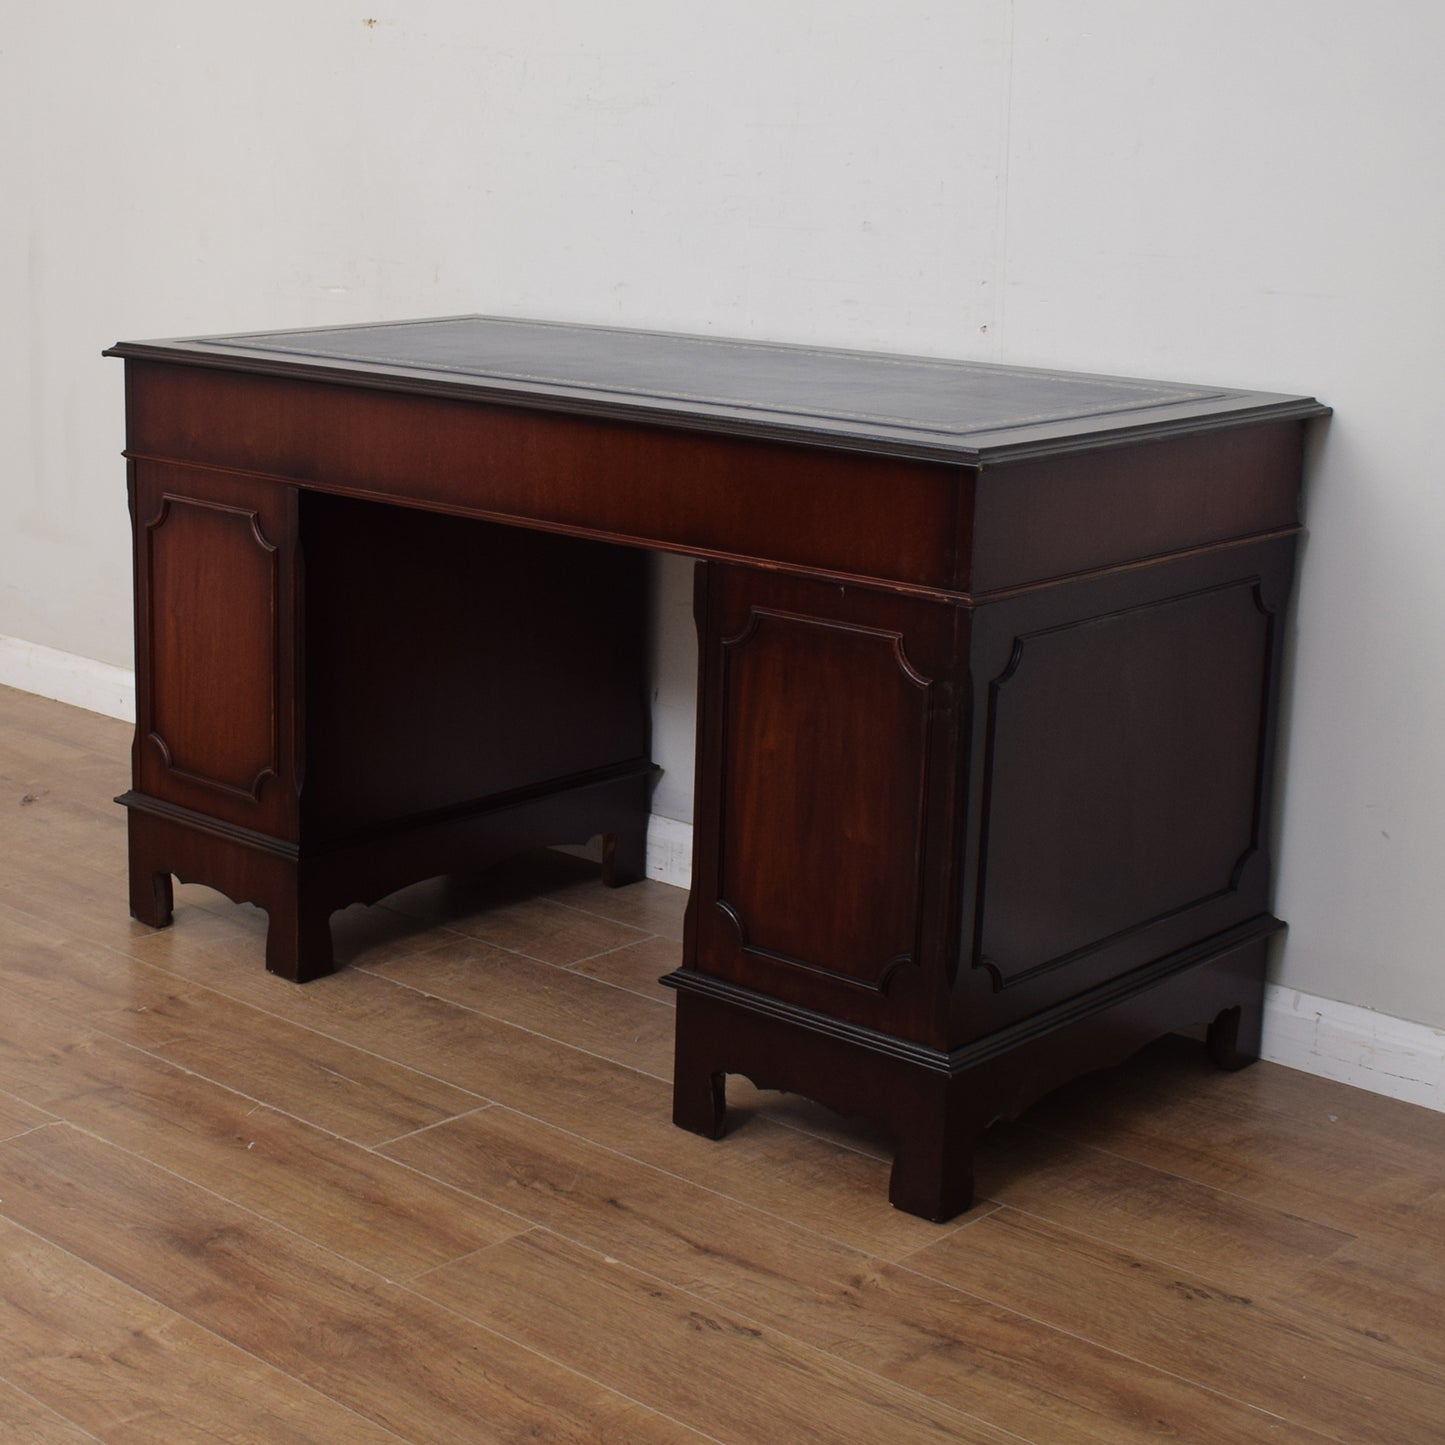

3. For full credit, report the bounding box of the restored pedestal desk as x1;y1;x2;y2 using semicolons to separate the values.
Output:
106;317;1326;1221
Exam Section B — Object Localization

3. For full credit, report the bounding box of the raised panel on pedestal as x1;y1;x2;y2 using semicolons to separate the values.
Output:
718;608;930;986
691;565;962;1042
973;577;1275;1012
131;463;299;840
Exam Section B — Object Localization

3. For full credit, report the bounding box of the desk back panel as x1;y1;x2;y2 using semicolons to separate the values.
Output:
299;492;650;843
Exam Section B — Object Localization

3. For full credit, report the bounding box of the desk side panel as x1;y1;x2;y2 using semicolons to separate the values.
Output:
968;422;1306;592
122;361;967;594
949;532;1299;1041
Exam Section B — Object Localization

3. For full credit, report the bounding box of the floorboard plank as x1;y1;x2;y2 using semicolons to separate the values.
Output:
908;1207;1445;1444
0;904;488;1148
0;1091;57;1142
0;1125;710;1444
972;1127;1356;1293
0;993;524;1279
566;934;684;1003
0;1214;404;1444
1273;1226;1445;1373
367;937;677;1078
413;1228;1022;1445
1020;1036;1445;1247
386;1104;1335;1444
0;1374;99;1444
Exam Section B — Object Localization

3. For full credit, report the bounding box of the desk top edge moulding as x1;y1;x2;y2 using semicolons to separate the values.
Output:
104;314;1328;465
108;316;1327;1221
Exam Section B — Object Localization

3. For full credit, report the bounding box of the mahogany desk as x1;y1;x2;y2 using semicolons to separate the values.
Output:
106;317;1326;1220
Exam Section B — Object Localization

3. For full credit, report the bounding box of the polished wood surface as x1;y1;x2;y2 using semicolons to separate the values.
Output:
123;456;652;982
108;317;1326;1218
5;687;1445;1443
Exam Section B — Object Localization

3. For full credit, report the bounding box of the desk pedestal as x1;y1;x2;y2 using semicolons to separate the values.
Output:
121;468;652;981
666;545;1290;1217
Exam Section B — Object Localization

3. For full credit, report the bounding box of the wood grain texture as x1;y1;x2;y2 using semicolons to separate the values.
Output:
0;1216;401;1443
715;607;933;988
99;889;951;1259
907;1207;1445;1444
541;862;689;939
130;464;300;840
970;1127;1355;1294
119;359;965;589
143;491;281;799
0;1126;702;1444
1276;1230;1445;1372
689;564;963;1045
967;421;1306;591
0;1091;55;1141
386;1105;1333;1444
5;687;1443;1444
1021;1034;1445;1244
0;902;485;1148
123;461;654;982
568;933;684;1002
0;845;182;958
0;995;520;1280
0;1379;99;1444
413;1228;1019;1445
368;937;676;1078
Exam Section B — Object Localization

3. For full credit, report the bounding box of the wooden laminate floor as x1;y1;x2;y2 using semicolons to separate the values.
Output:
2;683;1443;1443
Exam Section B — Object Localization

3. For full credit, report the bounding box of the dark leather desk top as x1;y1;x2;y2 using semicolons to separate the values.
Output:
106;316;1326;464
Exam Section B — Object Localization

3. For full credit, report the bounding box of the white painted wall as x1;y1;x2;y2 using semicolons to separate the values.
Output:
5;2;1444;1028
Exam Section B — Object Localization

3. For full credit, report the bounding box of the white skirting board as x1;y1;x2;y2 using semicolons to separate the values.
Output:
0;635;136;722
6;634;1442;1114
1261;985;1445;1112
643;813;695;891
